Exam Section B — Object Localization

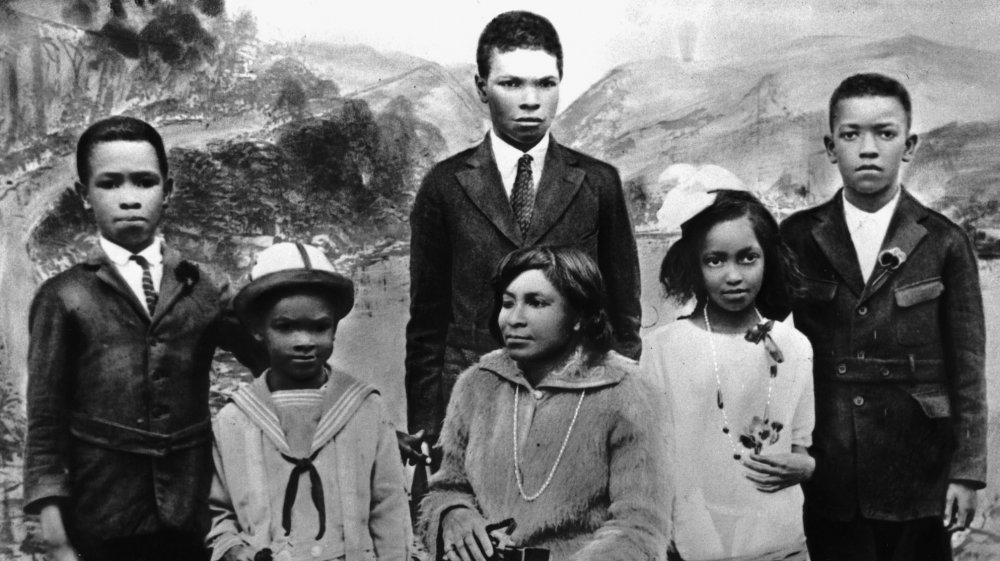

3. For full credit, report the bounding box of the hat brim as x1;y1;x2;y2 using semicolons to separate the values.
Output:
234;269;355;323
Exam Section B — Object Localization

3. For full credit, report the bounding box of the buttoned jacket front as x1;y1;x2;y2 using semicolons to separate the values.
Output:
780;189;987;521
405;136;642;438
24;244;253;540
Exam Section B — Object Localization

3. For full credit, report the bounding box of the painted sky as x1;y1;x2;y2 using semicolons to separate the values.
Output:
226;0;1000;109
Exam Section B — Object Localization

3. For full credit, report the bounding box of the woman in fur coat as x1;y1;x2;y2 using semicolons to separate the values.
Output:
419;247;669;561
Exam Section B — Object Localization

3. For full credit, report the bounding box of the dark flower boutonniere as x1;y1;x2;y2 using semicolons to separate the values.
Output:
175;261;200;288
878;247;907;270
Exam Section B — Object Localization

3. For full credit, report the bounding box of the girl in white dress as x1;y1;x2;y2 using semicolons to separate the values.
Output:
642;177;815;561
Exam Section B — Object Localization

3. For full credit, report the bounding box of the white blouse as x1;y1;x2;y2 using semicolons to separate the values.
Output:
641;318;815;560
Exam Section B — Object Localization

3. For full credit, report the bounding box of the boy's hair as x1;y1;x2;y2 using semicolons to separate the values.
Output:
476;11;563;79
659;190;802;320
490;245;613;357
77;116;169;184
828;73;912;131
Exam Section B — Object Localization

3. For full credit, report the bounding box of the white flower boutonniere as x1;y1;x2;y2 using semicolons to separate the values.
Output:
878;247;907;270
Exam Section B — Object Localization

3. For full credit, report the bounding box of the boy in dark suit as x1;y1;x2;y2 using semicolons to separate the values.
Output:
403;10;641;461
781;73;987;561
23;116;255;561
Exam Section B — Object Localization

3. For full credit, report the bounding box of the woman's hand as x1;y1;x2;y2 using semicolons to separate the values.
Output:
222;545;256;561
742;446;815;493
441;507;494;561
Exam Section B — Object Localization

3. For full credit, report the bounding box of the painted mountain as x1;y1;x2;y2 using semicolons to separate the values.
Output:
554;35;1000;233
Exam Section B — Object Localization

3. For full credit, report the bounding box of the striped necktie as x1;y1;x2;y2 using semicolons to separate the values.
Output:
510;154;534;235
130;254;158;316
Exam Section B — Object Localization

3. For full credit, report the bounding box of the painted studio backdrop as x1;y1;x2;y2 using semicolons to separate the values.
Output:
1;0;1000;557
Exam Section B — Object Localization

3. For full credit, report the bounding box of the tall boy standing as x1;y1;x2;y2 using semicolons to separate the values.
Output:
405;11;641;455
781;73;987;560
24;116;254;561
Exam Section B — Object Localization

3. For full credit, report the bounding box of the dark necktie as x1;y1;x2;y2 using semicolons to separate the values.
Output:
510;154;534;235
130;255;158;316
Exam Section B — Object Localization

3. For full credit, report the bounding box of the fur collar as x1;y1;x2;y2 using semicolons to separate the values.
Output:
477;348;628;391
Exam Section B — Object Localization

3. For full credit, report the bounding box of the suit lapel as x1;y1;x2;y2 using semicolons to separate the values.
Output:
810;192;866;297
152;246;187;326
88;247;150;322
524;141;586;245
858;189;928;303
455;137;523;245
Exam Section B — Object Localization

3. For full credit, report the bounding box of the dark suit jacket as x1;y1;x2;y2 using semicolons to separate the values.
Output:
405;136;641;438
24;244;255;542
781;189;987;521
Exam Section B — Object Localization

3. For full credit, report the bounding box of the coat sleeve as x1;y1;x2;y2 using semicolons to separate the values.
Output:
941;230;988;487
596;167;642;360
367;397;412;561
417;368;481;560
206;423;251;561
572;374;670;561
23;283;74;513
405;171;454;439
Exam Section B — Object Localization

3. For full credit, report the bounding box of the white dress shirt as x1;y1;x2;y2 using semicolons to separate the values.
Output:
843;190;901;283
99;236;164;314
490;129;550;198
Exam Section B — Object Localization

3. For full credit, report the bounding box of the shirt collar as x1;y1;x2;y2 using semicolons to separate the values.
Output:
99;236;163;266
490;128;550;172
842;188;901;228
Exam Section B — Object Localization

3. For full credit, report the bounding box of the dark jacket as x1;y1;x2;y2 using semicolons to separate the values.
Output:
405;136;642;438
780;189;987;521
24;244;255;542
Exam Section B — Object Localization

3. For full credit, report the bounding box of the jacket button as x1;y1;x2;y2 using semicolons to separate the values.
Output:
857;306;868;316
856;351;866;359
853;395;865;406
532;390;544;400
136;418;146;426
837;363;847;375
880;367;890;378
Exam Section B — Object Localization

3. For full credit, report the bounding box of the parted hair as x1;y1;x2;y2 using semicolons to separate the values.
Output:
76;116;169;184
491;246;613;357
829;72;912;131
476;11;563;78
659;190;802;320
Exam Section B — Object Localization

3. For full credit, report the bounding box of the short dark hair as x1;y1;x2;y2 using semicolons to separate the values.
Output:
490;246;613;358
76;116;169;184
659;190;802;320
828;73;912;131
476;11;563;79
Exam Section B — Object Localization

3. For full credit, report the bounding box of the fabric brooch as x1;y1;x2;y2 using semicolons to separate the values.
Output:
744;319;784;364
175;261;200;288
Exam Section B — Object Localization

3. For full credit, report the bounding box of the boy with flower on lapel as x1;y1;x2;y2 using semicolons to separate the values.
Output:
403;10;641;466
781;73;987;561
24;116;259;561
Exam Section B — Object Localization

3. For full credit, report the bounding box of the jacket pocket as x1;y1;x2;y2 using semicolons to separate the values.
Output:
894;278;944;346
895;277;945;307
909;387;952;418
801;277;837;301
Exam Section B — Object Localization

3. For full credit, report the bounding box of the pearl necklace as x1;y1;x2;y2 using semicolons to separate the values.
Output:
512;385;586;501
703;305;778;461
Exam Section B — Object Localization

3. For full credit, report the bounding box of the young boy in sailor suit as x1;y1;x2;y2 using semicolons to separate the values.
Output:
207;243;410;561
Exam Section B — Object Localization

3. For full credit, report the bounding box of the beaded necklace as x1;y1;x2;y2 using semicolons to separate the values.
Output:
703;305;780;461
512;385;586;501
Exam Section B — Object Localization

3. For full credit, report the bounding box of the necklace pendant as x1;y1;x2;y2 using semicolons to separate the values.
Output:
722;426;730;434
716;388;724;409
